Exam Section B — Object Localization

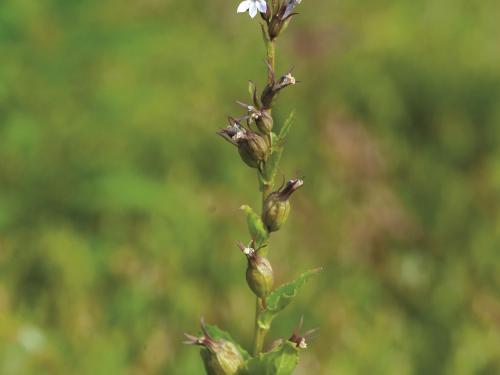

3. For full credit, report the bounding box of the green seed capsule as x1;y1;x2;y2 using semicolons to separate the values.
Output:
185;318;245;375
246;253;274;299
237;132;269;168
200;340;245;375
262;194;290;232
255;110;273;134
262;178;304;232
217;118;269;169
237;242;274;300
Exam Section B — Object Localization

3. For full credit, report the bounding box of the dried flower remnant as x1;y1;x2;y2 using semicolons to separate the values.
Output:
237;101;274;134
288;316;318;349
261;64;298;109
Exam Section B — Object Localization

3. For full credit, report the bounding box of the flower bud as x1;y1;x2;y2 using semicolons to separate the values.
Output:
218;118;269;169
184;318;245;375
238;242;274;300
262;178;304;232
267;0;302;40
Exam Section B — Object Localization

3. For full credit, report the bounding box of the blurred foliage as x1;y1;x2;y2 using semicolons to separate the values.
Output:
0;0;499;374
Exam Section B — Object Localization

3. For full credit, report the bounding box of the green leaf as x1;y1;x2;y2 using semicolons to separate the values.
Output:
248;81;256;102
240;205;269;248
262;133;281;184
238;341;299;375
258;268;322;330
262;111;295;187
278;110;295;142
204;324;251;360
260;22;270;43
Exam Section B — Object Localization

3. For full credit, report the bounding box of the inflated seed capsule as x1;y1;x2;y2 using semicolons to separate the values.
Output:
217;117;269;169
262;178;304;232
261;71;297;109
237;131;269;168
237;242;274;300
237;102;274;135
255;110;273;134
184;318;244;375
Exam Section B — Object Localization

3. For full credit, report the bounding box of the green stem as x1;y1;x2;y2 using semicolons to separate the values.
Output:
266;40;276;86
261;38;276;204
252;299;268;355
252;28;277;360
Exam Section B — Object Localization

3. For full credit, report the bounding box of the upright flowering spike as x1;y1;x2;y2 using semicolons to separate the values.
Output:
237;0;267;18
237;241;274;302
262;178;304;232
218;117;269;169
184;318;245;375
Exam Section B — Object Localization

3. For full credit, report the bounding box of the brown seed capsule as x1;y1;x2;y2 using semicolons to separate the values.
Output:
218;118;269;169
262;178;304;232
237;101;274;135
261;70;297;109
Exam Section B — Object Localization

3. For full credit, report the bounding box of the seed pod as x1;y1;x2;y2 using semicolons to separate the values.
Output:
184;318;245;375
262;178;304;232
218;118;269;169
237;101;274;135
238;242;274;300
255;110;273;134
238;131;269;168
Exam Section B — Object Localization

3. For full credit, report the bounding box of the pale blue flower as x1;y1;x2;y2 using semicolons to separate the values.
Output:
237;0;267;19
283;0;302;18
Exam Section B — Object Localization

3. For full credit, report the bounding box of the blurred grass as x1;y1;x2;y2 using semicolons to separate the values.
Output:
0;0;499;374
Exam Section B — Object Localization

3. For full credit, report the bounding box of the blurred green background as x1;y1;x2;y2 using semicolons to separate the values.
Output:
1;0;499;374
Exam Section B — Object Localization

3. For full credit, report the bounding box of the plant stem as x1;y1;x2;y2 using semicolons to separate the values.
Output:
266;40;276;86
261;38;276;204
252;299;268;355
252;32;277;359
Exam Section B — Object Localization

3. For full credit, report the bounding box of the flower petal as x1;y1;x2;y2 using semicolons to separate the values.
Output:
237;0;250;13
256;0;267;13
249;2;258;18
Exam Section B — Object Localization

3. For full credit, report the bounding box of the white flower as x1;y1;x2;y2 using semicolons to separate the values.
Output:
237;0;267;19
